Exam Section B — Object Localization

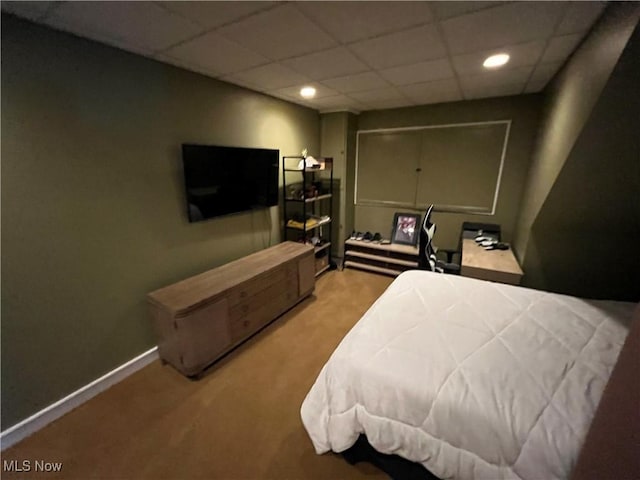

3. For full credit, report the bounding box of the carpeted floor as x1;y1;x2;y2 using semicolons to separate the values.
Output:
2;268;393;479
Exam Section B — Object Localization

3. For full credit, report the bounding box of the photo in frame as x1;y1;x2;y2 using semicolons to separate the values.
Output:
391;212;421;246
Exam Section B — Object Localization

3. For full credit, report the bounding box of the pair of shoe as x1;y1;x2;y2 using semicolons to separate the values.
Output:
349;231;382;243
484;242;509;251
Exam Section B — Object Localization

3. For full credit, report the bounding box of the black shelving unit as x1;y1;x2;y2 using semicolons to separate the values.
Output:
282;155;334;277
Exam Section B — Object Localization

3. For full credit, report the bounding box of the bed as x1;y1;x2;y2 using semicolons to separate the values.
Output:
301;270;637;479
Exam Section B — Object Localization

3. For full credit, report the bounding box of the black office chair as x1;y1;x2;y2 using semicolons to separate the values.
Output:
418;205;459;274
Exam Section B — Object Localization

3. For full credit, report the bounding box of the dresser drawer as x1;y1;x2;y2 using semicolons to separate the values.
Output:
227;266;292;306
229;276;297;321
229;291;291;342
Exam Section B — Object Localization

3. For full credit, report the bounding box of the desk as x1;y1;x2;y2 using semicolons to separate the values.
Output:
461;238;523;285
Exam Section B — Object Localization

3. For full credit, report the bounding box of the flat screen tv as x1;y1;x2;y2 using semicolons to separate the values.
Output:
182;144;279;223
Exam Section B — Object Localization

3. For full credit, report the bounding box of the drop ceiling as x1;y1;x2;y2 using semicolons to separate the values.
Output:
2;1;607;112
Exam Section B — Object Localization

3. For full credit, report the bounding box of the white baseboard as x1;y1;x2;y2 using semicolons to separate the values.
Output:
0;346;159;451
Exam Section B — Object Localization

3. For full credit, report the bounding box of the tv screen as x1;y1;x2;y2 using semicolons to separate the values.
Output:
182;144;279;222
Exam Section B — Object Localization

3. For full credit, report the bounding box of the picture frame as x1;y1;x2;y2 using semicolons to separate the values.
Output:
391;212;421;246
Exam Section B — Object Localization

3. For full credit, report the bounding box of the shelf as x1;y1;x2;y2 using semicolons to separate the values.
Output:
346;250;418;268
283;167;329;172
314;242;331;254
283;155;333;276
315;264;331;277
286;217;331;231
284;193;333;203
345;239;419;256
343;260;404;277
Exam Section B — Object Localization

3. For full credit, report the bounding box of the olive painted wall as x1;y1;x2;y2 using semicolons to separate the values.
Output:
319;111;358;258
513;3;639;300
522;20;640;301
354;95;543;255
1;16;319;428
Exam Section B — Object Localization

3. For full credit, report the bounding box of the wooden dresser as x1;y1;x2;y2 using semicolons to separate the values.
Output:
147;242;315;377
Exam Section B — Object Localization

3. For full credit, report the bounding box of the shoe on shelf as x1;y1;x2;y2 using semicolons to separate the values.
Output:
349;230;357;240
355;232;364;241
363;232;373;242
372;232;382;243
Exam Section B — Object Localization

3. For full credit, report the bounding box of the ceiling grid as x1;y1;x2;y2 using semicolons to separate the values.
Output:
1;0;608;112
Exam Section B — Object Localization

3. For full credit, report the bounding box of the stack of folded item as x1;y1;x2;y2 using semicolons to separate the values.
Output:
287;218;318;229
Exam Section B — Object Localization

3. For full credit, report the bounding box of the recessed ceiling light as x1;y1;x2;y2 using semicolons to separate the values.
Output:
300;86;316;98
483;53;510;69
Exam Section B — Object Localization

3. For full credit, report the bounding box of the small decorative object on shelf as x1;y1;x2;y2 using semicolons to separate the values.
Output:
283;154;334;277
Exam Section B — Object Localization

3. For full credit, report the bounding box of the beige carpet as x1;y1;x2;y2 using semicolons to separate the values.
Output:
3;268;393;479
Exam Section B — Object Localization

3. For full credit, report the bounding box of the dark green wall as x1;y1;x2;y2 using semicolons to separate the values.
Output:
1;15;319;428
524;22;640;301
354;95;543;254
514;3;640;300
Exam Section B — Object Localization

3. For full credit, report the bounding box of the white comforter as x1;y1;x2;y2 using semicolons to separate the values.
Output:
301;270;635;479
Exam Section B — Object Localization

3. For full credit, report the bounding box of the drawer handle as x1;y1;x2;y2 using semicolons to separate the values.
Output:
242;320;249;327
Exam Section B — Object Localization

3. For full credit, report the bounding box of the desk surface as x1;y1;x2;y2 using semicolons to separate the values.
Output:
461;238;523;285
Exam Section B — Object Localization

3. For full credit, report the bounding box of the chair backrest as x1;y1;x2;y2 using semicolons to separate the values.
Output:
419;205;437;271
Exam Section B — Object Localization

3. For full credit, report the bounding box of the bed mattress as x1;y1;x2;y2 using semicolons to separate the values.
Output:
301;270;636;479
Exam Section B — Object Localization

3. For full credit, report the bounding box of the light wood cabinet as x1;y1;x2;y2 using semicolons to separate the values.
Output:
147;242;315;377
343;239;419;277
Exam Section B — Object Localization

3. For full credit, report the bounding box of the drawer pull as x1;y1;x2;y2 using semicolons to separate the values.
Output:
242;320;249;328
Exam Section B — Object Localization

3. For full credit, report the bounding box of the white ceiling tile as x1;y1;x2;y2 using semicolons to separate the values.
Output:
1;0;56;21
525;61;563;92
430;1;506;21
164;31;268;75
218;74;262;92
452;40;546;76
555;1;607;35
359;98;416;111
463;82;525;100
296;1;434;43
282;47;369;80
540;33;584;63
46;1;203;51
319;96;365;113
227;63;309;91
442;1;567;54
217;3;337;61
321;72;390;93
459;66;533;91
160;1;276;29
349;24;447;69
155;53;221;78
306;94;362;111
9;0;608;113
399;78;463;105
103;38;156;59
379;58;455;86
349;86;406;103
270;83;339;100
